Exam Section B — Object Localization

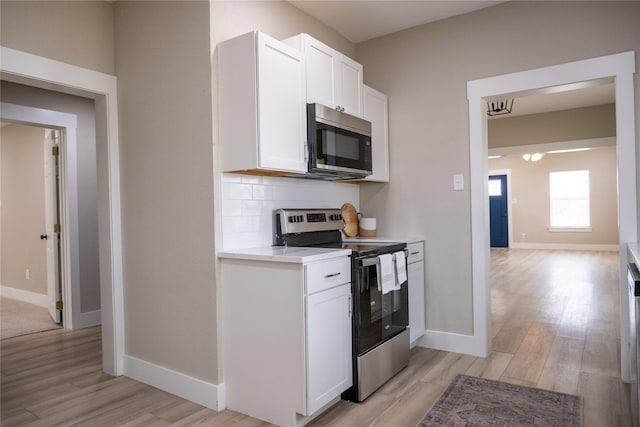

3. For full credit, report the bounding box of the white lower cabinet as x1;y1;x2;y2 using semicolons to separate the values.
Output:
306;283;352;415
407;241;426;346
221;255;352;427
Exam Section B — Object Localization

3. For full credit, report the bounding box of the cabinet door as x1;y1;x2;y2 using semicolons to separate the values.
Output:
306;283;352;415
304;37;337;109
408;261;425;346
363;85;390;182
303;36;363;117
337;56;364;117
257;33;307;173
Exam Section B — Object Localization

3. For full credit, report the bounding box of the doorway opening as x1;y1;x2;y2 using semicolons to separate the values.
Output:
488;172;510;248
1;47;124;375
467;52;636;383
0;103;82;330
0;123;63;338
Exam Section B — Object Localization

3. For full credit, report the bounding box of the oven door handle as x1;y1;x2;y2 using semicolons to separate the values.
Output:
356;248;409;267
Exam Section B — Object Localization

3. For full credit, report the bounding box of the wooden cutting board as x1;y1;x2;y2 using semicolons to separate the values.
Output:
341;203;359;237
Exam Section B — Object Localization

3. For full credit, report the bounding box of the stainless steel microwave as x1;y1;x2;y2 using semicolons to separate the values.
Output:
306;103;372;180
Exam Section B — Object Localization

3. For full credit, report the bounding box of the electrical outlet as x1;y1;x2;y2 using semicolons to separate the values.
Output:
26;269;30;280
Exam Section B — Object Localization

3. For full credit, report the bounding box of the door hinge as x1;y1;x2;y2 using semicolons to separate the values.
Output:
52;146;59;156
54;223;61;233
56;300;63;310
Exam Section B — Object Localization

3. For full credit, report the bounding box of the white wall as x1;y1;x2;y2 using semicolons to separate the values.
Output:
0;124;47;296
356;1;640;336
489;146;619;248
0;0;115;74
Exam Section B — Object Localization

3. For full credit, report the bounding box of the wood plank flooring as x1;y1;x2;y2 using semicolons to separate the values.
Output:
1;249;630;426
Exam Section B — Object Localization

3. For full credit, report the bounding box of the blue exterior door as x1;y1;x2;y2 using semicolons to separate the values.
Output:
489;174;508;248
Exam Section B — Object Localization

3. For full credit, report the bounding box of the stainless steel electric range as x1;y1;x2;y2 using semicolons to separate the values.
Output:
275;208;410;402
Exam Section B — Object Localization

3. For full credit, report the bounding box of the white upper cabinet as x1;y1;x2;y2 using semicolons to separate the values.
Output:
363;85;390;182
285;34;364;118
218;31;307;174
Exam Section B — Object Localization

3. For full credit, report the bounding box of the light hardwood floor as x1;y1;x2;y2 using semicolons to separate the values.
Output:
1;249;630;426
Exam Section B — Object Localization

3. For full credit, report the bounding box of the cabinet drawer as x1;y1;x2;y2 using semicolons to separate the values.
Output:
306;257;351;294
407;242;424;264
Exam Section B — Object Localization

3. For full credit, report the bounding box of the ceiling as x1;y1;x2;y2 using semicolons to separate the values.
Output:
489;81;615;119
288;1;505;44
288;0;616;116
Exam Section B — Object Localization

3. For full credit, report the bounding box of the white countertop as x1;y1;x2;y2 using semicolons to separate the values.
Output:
218;246;351;264
629;243;640;265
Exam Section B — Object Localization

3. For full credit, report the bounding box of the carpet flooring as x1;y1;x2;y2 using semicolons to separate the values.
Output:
421;374;582;426
0;296;60;340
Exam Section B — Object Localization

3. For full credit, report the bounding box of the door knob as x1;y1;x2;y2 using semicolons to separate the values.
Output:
40;234;48;240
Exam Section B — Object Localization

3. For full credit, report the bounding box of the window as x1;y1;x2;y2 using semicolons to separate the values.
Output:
549;170;590;229
488;179;502;196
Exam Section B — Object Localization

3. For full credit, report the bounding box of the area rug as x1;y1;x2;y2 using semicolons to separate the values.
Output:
420;374;582;427
1;296;61;339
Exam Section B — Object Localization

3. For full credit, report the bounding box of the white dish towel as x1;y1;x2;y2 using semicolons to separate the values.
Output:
378;253;398;295
394;251;407;286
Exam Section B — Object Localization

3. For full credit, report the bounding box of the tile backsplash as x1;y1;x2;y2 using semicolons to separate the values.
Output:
220;173;360;250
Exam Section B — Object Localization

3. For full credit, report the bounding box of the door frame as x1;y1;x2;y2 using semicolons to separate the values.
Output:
1;46;124;376
1;103;79;327
488;169;512;248
467;51;636;383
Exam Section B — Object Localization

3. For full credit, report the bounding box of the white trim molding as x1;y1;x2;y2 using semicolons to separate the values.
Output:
0;285;48;308
77;310;102;328
417;329;485;357
468;51;636;381
1;46;125;376
124;355;226;411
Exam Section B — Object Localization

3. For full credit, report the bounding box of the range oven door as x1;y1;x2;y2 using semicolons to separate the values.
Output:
354;255;409;356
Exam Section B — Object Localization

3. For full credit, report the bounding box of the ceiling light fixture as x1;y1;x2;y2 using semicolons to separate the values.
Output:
487;99;514;116
546;148;591;154
522;152;544;162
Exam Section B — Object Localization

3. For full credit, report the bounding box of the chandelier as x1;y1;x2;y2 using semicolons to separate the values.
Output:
522;153;544;162
487;99;514;116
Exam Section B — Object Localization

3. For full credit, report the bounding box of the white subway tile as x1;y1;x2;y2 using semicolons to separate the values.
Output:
231;217;254;233
222;173;243;183
241;175;262;184
220;172;360;251
221;199;242;216
242;200;263;216
252;184;266;200
229;183;253;200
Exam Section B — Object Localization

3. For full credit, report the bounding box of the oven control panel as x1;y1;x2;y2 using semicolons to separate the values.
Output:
277;208;344;235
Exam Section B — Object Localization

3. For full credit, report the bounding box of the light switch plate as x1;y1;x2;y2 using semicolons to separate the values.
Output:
453;174;464;191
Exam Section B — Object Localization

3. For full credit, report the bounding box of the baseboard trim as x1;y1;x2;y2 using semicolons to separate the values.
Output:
509;243;619;251
77;310;101;328
123;355;225;411
416;329;487;357
0;285;48;307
